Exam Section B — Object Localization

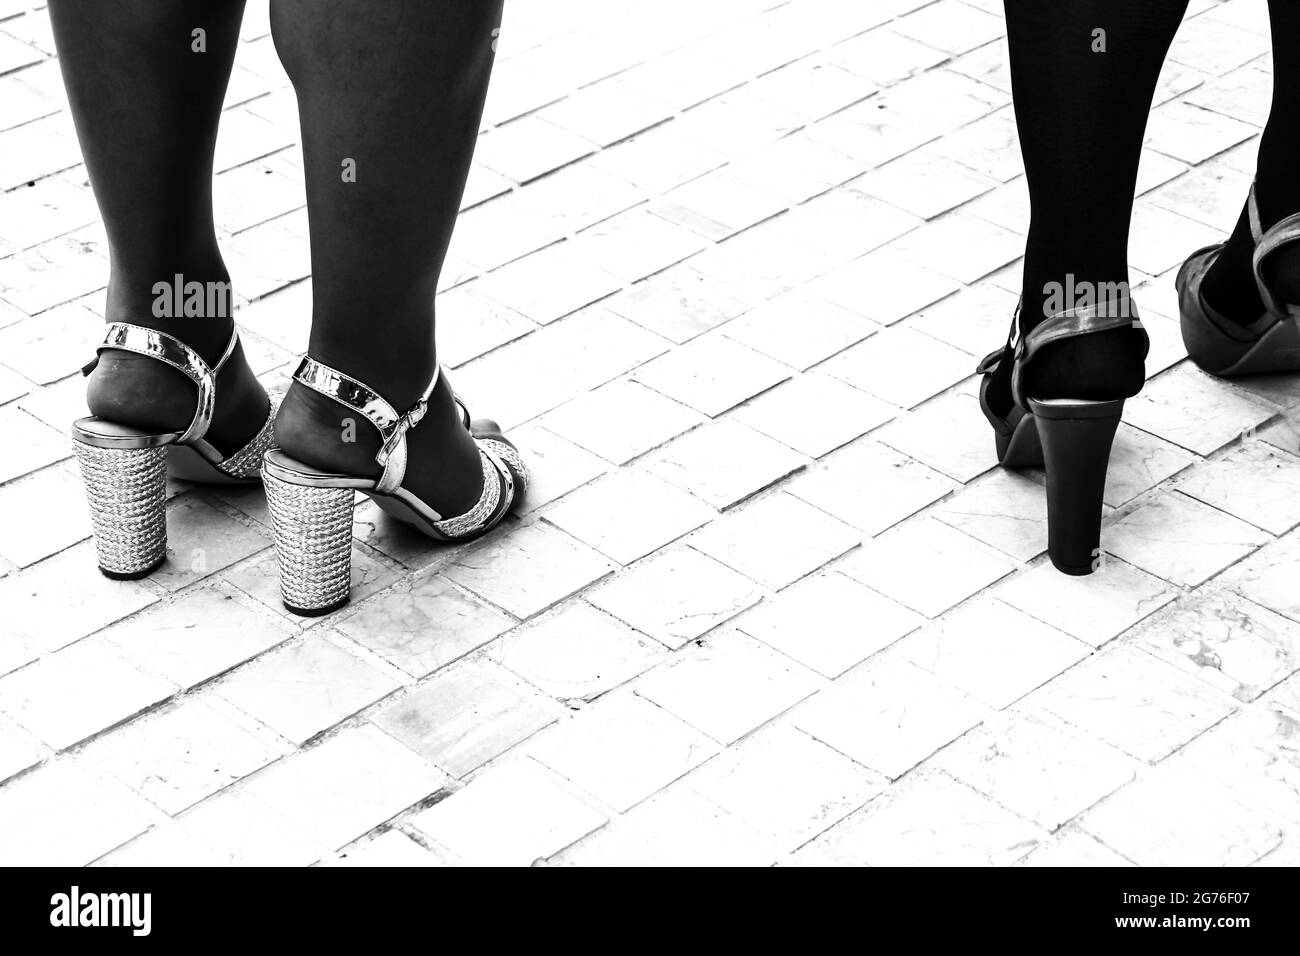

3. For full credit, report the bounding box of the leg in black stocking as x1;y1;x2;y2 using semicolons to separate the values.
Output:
1200;0;1300;322
990;0;1189;417
269;0;503;518
48;0;268;454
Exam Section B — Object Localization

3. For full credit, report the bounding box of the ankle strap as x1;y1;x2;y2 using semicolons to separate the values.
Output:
292;356;440;495
86;322;239;445
1248;181;1300;318
1008;300;1148;409
1019;301;1146;363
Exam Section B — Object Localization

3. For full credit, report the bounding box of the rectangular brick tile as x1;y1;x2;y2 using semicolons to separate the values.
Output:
0;464;90;567
937;712;1135;831
506;424;609;514
0;405;68;483
688;491;859;589
722;288;877;371
1132;590;1300;702
239;725;446;850
489;602;665;702
543;469;715;564
527;692;717;811
148;495;271;592
1107;492;1269;587
333;574;515;678
167;788;328;867
0;758;157;866
1175;705;1300;826
474;241;622;327
791;441;955;536
897;597;1089;709
875;384;998;483
328;830;449;867
589;547;763;649
83;698;280;814
1178;443;1300;535
818;771;1044;866
739;570;921;677
732;373;895;458
412;760;605;866
1030;644;1236;764
103;584;292;689
842;515;1015;616
994;558;1176;649
1124;363;1276;457
686;724;884;850
605;262;755;345
0;639;173;749
0;714;42;784
793;651;987;779
443;522;615;620
640;419;807;510
634;631;819;743
1081;766;1280;866
215;635;402;745
930;467;1056;566
550;788;779;867
538;382;702;468
370;659;561;778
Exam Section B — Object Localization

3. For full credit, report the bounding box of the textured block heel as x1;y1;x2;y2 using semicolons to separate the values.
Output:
263;469;355;616
260;355;527;617
73;439;169;579
71;322;279;578
1027;398;1125;576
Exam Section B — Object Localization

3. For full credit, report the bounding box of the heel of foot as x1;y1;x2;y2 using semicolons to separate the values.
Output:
1022;328;1146;403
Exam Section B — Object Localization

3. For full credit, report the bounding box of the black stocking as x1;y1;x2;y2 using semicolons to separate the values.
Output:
992;0;1189;414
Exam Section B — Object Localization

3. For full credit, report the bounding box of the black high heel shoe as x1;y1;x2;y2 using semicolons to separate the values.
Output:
1178;182;1300;376
977;301;1149;575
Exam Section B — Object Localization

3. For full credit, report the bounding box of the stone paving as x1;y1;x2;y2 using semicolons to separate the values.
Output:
1;0;1298;866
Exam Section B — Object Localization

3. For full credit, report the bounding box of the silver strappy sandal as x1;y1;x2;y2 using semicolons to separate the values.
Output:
72;322;279;580
261;356;528;616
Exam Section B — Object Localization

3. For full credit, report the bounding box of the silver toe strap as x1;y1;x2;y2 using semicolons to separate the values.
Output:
477;437;529;490
90;322;239;445
215;391;282;479
428;446;514;539
292;356;440;495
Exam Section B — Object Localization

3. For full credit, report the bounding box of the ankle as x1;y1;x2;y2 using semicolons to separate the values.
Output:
306;294;439;409
105;267;237;363
1020;272;1132;328
276;374;483;514
1202;182;1300;321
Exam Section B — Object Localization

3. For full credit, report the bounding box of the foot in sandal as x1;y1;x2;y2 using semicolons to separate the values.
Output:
72;321;278;579
262;356;527;616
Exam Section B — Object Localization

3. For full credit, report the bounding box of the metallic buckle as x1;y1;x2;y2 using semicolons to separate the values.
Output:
375;399;428;467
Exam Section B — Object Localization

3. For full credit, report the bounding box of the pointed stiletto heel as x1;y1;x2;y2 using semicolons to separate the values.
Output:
1027;397;1124;575
72;322;279;579
262;356;528;616
1178;181;1300;376
978;301;1148;576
